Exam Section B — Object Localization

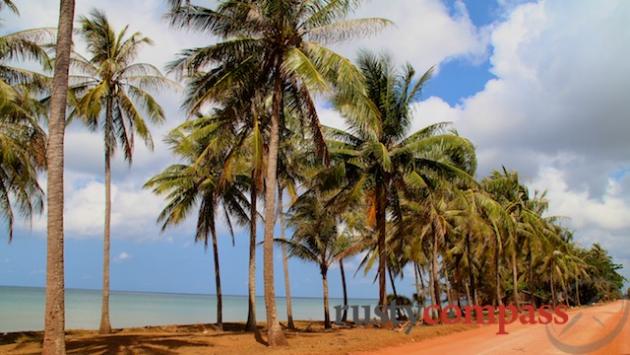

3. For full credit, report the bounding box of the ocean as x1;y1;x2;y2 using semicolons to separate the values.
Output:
0;286;378;333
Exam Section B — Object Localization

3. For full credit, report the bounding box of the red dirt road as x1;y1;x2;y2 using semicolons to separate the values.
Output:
357;300;630;355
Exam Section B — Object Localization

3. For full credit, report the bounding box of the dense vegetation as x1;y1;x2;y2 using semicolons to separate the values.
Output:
0;0;625;351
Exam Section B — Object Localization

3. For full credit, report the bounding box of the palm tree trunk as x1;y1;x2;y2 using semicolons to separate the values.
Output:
464;281;472;307
561;278;570;307
278;188;295;330
210;223;223;329
413;262;422;305
375;183;387;308
528;241;534;305
321;266;331;329
246;182;257;332
575;277;580;306
495;236;503;306
444;265;453;306
465;233;477;305
511;249;519;307
43;1;75;353
261;68;287;346
389;266;405;320
550;266;556;307
388;266;399;300
431;233;441;308
340;258;348;322
99;134;112;334
418;264;425;290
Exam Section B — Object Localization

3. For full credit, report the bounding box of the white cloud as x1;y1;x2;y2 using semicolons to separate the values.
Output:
29;172;169;240
410;0;630;280
114;251;131;263
337;0;489;70
413;0;630;173
7;0;209;69
530;167;630;231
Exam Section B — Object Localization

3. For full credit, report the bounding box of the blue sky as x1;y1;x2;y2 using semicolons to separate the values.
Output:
2;0;630;299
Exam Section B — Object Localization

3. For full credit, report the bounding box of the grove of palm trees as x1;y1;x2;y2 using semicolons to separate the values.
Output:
0;1;626;354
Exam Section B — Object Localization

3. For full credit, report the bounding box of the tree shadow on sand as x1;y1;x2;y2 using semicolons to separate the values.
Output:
65;334;211;354
0;321;347;354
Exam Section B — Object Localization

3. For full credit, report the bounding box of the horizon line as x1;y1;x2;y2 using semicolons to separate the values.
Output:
0;284;380;301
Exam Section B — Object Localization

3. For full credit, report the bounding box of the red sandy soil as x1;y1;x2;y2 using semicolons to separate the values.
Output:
2;301;627;354
0;321;472;354
357;300;630;355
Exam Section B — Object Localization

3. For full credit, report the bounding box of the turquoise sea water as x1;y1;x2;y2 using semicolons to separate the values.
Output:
0;286;378;332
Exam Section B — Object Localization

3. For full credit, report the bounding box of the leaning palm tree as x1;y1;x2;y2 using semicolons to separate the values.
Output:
43;0;75;353
165;0;388;345
72;9;172;334
146;113;250;330
327;52;477;307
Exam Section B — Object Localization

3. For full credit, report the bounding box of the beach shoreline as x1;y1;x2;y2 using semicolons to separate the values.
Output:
0;320;472;354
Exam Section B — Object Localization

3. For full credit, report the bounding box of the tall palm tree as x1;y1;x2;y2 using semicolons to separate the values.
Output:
335;211;366;322
245;98;265;332
276;126;307;330
71;10;172;334
43;0;75;353
146;113;250;330
327;52;476;307
165;0;387;345
449;188;500;306
397;189;458;314
482;169;550;306
277;186;296;329
283;189;341;329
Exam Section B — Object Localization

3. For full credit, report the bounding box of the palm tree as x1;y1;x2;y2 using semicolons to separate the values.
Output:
277;186;296;330
0;0;17;14
43;0;75;353
397;189;458;315
146;113;250;330
282;190;341;329
1;2;54;245
581;243;625;302
0;86;46;240
1;27;51;102
1;0;52;111
327;52;476;308
1;13;54;240
335;212;366;322
482;169;551;306
276;127;307;330
165;0;387;345
245;99;265;332
0;7;49;239
72;10;172;334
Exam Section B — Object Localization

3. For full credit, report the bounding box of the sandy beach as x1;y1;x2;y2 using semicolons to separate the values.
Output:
2;301;628;354
0;321;472;354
